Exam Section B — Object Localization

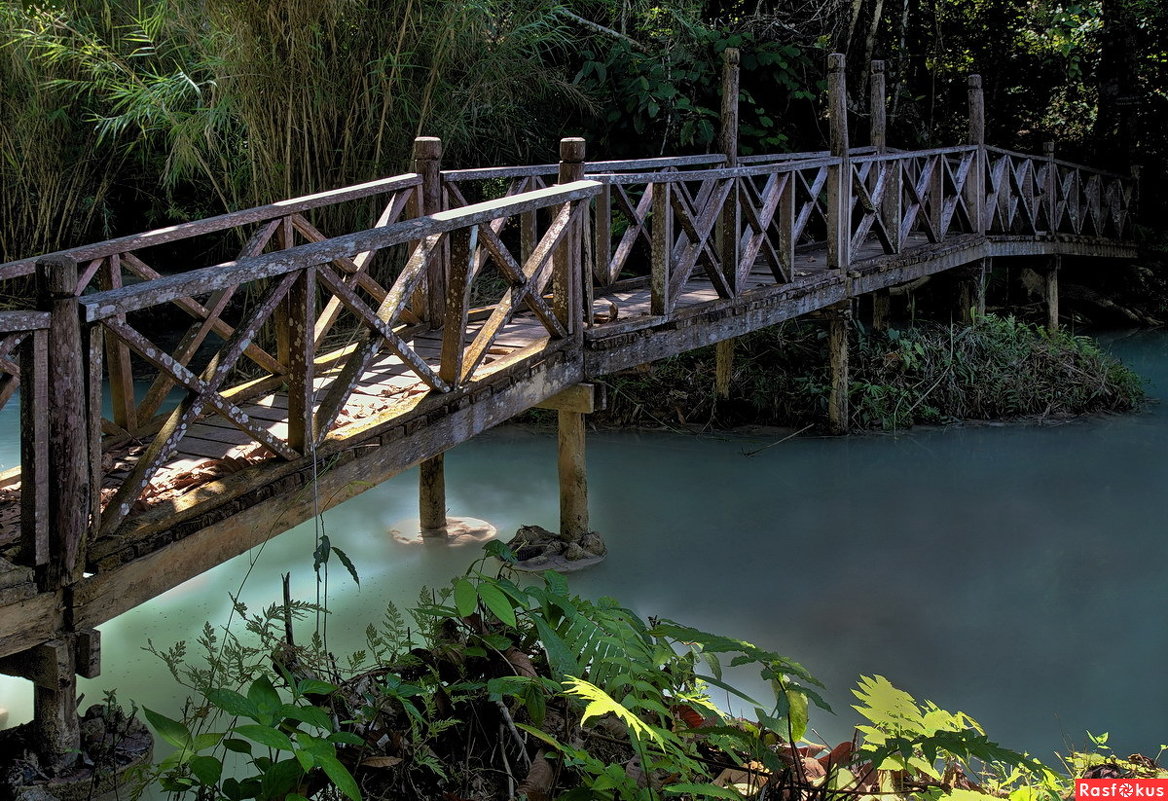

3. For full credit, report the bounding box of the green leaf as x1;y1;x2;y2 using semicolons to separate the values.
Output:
279;704;333;731
234;724;295;752
483;633;512;650
453;578;478;618
313;535;331;573
477;582;517;628
189;755;222;786
143;706;192;751
222;737;252;754
317;753;362;801
247;675;283;725
207;689;260;721
328;731;366;746
296;679;337;698
515;722;563;750
331;545;360;586
193;732;224;750
543;570;568;598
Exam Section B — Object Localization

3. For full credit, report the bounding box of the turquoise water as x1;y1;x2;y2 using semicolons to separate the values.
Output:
1;330;1166;763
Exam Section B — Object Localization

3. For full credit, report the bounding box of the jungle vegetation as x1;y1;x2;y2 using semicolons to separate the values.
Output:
1;0;1166;262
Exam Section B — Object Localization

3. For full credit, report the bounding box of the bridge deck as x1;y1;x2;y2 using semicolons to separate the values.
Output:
0;227;1129;611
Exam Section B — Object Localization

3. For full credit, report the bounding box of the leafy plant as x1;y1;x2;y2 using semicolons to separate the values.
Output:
146;673;363;801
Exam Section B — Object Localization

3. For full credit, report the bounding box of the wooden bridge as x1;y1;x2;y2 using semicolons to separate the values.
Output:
0;53;1137;766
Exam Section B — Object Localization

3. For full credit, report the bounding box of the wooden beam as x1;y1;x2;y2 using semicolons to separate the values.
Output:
419;454;447;534
535;382;606;413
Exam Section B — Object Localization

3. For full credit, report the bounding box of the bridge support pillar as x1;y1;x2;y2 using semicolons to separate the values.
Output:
827;303;851;435
958;259;989;323
1044;256;1061;332
871;290;892;332
419;454;447;534
506;385;608;570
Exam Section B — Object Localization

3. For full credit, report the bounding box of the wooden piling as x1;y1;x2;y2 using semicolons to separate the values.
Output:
557;408;588;543
1045;255;1060;332
872;290;891;332
959;260;988;323
419;455;447;534
827;303;850;435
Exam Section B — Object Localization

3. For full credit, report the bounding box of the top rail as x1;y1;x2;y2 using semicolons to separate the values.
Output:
0;173;424;281
81;180;603;321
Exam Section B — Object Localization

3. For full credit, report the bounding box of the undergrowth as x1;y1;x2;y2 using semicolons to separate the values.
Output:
589;314;1145;432
136;544;1166;801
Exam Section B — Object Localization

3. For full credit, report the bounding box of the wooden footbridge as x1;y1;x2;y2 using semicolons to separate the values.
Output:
0;53;1137;765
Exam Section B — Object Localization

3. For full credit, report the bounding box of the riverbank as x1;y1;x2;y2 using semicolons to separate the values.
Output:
556;314;1146;433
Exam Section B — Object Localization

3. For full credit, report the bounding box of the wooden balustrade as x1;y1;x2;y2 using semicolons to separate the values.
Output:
61;179;600;536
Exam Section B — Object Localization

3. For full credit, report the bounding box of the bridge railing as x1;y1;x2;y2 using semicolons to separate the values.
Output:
984;146;1134;239
65;179;600;539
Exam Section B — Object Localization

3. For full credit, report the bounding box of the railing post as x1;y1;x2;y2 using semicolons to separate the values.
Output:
284;265;316;453
1043;141;1057;233
827;53;851;272
555;137;586;336
870;60;886;152
719;47;741;293
967;75;986;235
34;254;89;766
413;136;446;327
717;47;741;400
872;61;902;253
651;178;673;315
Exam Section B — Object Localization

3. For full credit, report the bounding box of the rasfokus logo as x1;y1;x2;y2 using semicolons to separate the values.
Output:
1077;780;1168;799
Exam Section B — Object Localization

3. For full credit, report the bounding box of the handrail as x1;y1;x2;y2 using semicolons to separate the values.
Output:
82;180;603;322
0;173;424;281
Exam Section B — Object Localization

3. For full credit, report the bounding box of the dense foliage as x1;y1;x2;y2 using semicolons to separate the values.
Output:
591;314;1145;432
2;0;1166;260
133;548;1166;801
137;546;1152;801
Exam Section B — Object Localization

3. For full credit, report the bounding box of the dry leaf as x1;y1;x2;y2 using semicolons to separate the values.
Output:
359;756;402;769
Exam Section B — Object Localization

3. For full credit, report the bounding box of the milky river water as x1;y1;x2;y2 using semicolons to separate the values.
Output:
1;329;1165;764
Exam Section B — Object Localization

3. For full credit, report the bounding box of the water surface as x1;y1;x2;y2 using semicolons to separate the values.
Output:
1;330;1165;762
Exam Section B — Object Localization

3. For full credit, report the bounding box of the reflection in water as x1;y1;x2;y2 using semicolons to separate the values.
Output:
0;331;1166;762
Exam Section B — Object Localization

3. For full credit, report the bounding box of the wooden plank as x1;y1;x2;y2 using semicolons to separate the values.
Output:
75;349;586;628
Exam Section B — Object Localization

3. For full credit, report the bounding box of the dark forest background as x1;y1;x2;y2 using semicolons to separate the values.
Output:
1;0;1164;263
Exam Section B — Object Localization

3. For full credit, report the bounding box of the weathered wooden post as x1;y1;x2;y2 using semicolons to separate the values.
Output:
1044;255;1060;332
870;60;886;153
716;47;741;400
958;261;988;323
32;254;89;765
962;73;990;324
651;169;673;316
414;136;450;534
827;302;851;435
869;60;896;325
555;137;586;336
827;53;851;272
555;138;591;544
967;75;986;235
